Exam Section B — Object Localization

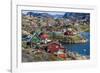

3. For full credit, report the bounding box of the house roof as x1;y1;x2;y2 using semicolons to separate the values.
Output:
47;42;64;53
31;32;41;43
40;33;49;39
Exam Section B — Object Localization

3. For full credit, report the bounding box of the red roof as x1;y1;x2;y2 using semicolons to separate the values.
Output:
40;33;49;39
64;31;73;36
48;43;64;53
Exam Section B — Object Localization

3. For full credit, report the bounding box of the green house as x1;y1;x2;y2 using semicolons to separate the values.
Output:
32;36;41;43
31;32;41;43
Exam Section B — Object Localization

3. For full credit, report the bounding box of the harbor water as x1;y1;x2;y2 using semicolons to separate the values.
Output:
62;32;90;56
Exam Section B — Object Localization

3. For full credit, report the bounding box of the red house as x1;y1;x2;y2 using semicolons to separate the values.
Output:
47;42;64;53
64;31;72;35
39;33;49;40
64;28;77;36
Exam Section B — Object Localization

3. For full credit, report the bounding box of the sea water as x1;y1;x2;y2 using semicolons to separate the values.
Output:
62;32;90;56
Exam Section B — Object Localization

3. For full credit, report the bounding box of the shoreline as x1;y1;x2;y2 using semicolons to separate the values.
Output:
59;39;88;44
22;48;89;62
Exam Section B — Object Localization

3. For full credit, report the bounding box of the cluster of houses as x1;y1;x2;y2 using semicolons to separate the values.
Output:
22;30;68;60
22;12;89;61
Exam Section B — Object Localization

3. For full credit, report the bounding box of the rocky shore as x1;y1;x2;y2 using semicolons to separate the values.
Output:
59;39;88;44
22;48;89;62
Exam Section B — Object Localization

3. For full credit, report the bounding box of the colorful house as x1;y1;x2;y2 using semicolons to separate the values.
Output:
31;33;41;43
47;42;64;53
57;48;66;59
39;33;49;40
39;33;50;44
64;28;77;36
31;32;41;48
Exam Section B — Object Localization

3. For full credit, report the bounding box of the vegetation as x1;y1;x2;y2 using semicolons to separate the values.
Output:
22;11;90;62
